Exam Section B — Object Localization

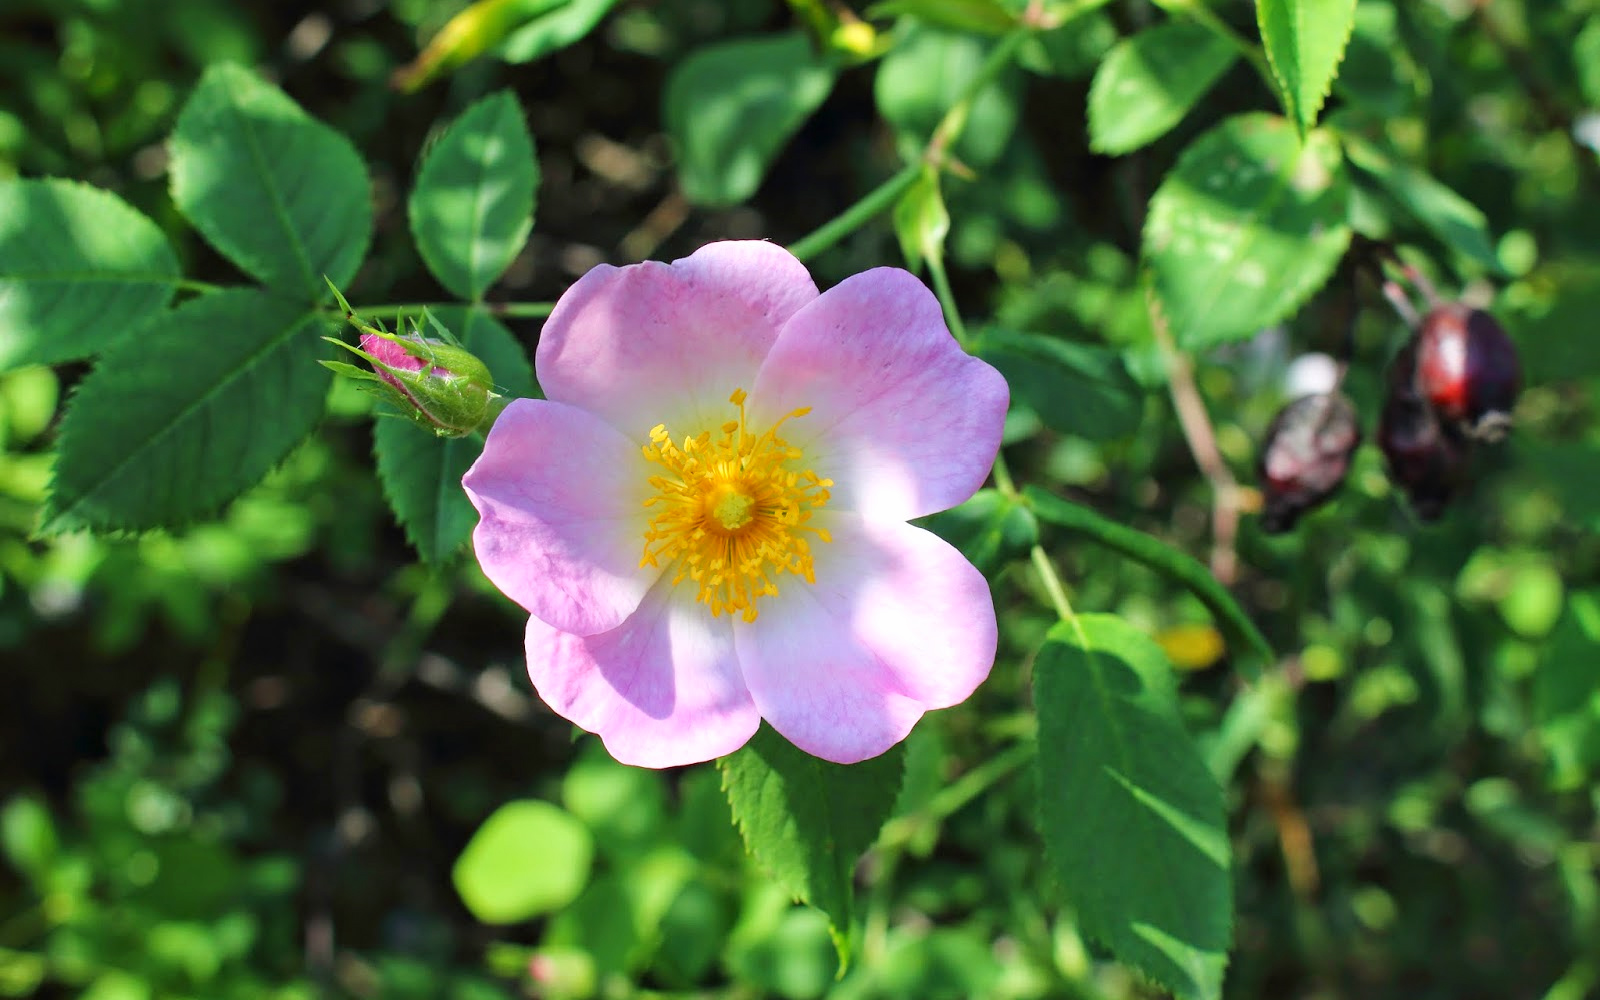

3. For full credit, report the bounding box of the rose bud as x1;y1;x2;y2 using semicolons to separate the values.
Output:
1257;391;1362;533
1415;303;1521;442
321;297;503;438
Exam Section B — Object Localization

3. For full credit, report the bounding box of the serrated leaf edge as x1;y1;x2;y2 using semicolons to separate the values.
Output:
1141;114;1353;349
39;295;331;534
1257;0;1358;135
1034;617;1232;1000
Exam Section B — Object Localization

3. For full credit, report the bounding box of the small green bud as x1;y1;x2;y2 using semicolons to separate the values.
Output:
321;290;502;437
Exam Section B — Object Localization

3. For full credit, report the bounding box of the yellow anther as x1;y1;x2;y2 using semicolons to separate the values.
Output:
638;387;831;620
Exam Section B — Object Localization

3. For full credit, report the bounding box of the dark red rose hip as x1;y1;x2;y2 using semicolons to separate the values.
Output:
1258;391;1362;533
1379;337;1471;520
1415;303;1521;442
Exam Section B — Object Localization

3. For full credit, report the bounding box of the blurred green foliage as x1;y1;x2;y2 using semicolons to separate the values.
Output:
2;0;1599;998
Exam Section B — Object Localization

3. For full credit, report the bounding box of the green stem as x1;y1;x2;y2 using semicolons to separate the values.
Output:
1030;543;1077;623
787;161;923;262
929;27;1029;156
924;253;969;348
346;301;558;320
174;277;225;295
789;25;1032;262
492;301;558;319
877;741;1035;850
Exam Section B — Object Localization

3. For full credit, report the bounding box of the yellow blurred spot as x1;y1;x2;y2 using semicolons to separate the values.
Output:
829;21;884;59
1155;623;1226;671
1300;643;1343;681
1236;485;1264;514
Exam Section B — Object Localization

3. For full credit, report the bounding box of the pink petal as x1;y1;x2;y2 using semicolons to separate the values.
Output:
536;241;819;439
527;581;758;768
464;398;658;636
735;515;997;763
751;267;1008;522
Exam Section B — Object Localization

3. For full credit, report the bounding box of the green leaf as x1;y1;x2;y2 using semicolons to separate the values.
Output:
1034;615;1231;1000
453;799;594;924
1341;131;1504;278
1333;1;1417;117
1086;20;1237;156
498;0;620;63
719;725;905;970
409;90;538;302
373;306;534;562
919;488;1039;576
44;289;330;532
1143;113;1351;350
972;327;1143;441
0;179;180;371
866;0;1017;34
1;796;58;883
892;166;950;273
1579;18;1600;108
1534;591;1600;789
664;33;837;208
1024;485;1273;674
1256;0;1357;134
169;63;371;301
875;22;1021;169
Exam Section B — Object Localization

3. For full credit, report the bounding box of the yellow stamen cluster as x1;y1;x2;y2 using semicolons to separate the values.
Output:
640;389;833;622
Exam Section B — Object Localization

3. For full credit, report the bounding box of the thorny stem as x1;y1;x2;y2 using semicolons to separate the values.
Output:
1147;288;1243;585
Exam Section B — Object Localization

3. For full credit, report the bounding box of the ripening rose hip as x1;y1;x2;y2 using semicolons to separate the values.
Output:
1378;337;1471;520
1415;303;1521;442
1257;391;1361;533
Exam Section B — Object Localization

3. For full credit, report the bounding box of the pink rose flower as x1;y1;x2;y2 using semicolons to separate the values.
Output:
462;241;1008;767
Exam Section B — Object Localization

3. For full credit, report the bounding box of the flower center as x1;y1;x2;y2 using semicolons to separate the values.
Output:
640;389;833;622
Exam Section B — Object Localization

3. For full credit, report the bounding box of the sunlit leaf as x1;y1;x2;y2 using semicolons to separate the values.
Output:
1087;20;1237;155
664;33;837;207
498;0;620;64
1035;615;1231;1000
169;64;371;301
0;179;179;371
409;90;538;301
1257;0;1358;134
453;799;594;923
1143;113;1350;349
720;725;904;970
